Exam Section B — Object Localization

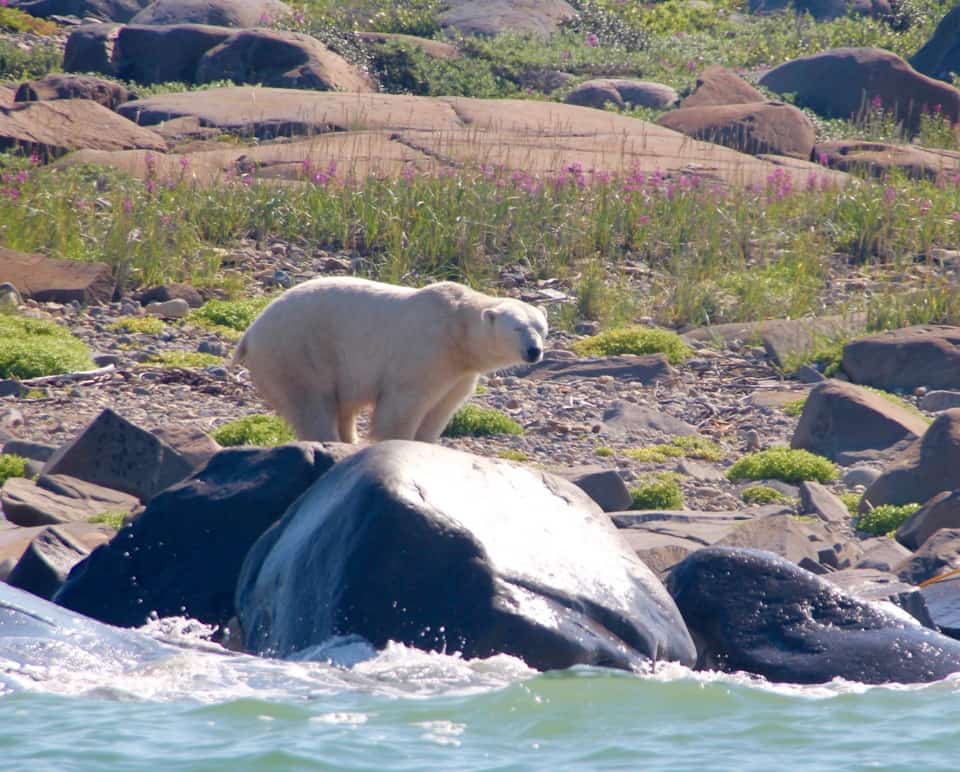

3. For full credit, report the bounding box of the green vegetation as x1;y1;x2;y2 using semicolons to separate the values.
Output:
624;435;723;463
781;337;847;378
87;510;128;530
727;447;837;484
740;484;789;505
0;7;59;35
212;414;295;446
572;327;693;364
188;298;272;337
855;502;921;536
862;385;932;423
0;315;94;378
629;473;684;510
0;454;27;486
782;398;807;417
839;491;862;515
595;445;615;458
496;449;529;462
142;351;223;368
108;316;166;335
443;405;524;437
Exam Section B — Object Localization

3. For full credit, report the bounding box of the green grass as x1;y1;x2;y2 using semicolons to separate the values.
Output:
87;510;128;530
188;298;272;337
0;314;94;378
780;337;847;378
624;435;723;463
839;491;862;515
740;484;789;505
108;316;166;335
142;351;223;368
629;473;684;510
855;502;922;536
212;414;295;447
595;445;615;458
0;454;27;485
443;405;524;437
782;398;807;417
496;449;529;462
572;327;693;364
862;385;932;424
727;447;837;484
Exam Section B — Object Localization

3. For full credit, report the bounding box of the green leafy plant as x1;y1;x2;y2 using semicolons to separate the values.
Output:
625;434;722;463
496;449;528;462
87;510;129;530
782;398;807;417
212;414;295;447
727;447;837;484
740;484;789;505
855;502;921;536
595;445;614;458
629;473;684;510
839;491;862;515
108;316;166;334
0;315;94;378
0;454;27;485
571;326;693;364
443;405;524;437
188;297;272;335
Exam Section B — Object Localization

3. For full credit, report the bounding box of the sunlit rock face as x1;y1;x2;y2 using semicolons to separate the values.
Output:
236;441;696;671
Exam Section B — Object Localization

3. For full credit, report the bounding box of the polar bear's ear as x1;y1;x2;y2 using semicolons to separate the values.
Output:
481;308;498;326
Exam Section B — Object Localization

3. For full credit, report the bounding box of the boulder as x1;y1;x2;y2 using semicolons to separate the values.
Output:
613;510;759;553
657;102;816;159
235;441;697;670
131;0;291;26
862;409;960;509
680;65;765;108
42;408;195;503
0;99;165;160
0;248;115;305
911;5;960;83
357;32;460;61
15;0;148;22
521;353;673;384
14;74;131;110
195;29;374;92
825;567;935;627
54;443;351;628
759;47;960;133
896;528;960;584
856;535;912;571
566;79;678;111
896;491;960;550
145;298;190;318
6;526;102;600
842;325;960;392
600;401;696;442
2;439;56;463
921;390;960;412
149;424;220;470
63;23;121;75
791;380;929;461
668;546;960;684
0;521;112;579
799;480;851;526
814;140;960;181
921;573;960;638
1;474;140;527
564;79;624;110
134;282;204;308
555;465;632;512
714;514;837;572
112;24;233;84
437;0;577;37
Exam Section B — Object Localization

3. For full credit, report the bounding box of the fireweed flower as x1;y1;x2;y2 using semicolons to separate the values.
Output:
585;32;599;47
883;186;896;205
122;198;134;213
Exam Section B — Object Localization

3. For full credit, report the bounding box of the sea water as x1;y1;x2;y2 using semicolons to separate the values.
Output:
2;618;960;771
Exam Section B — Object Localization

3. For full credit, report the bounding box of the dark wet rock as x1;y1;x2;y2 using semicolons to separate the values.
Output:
63;23;121;74
131;0;291;26
791;380;928;461
0;247;115;305
1;474;140;527
911;4;960;83
0;521;111;582
520;353;673;384
896;528;960;584
42;409;195;503
437;0;577;37
112;24;233;84
896;491;960;550
798;480;850;526
6;526;99;600
749;0;890;20
135;282;204;308
54;443;351;628
14;74;132;110
862;409;960;510
564;79;623;110
843;325;960;391
600;401;696;442
236;441;697;670
680;65;765;108
555;465;632;513
668;546;960;684
921;573;960;639
826;567;935;628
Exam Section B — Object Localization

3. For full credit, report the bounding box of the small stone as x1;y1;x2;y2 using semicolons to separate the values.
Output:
145;298;190;319
915;386;928;397
920;390;960;412
198;339;230;357
743;429;761;451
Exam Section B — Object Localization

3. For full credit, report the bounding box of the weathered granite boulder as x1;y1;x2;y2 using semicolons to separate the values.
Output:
799;480;851;525
0;521;110;581
113;24;233;83
842;326;960;391
669;547;960;684
759;47;960;132
131;0;291;26
814;140;960;181
6;525;102;600
911;4;960;83
437;0;577;37
856;535;912;571
600;401;696;442
555;465;632;513
921;390;960;412
63;23;121;75
520;353;673;384
236;441;697;670
714;514;849;573
0;248;115;305
14;74;131;110
566;79;678;110
896;491;960;550
14;0;148;22
54;443;352;628
791;380;929;461
680;65;765;108
1;474;140;527
862;409;960;509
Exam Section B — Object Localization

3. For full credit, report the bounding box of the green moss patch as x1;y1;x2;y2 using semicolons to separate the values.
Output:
0;454;27;485
0;315;94;379
188;297;272;336
443;405;523;437
212;414;295;447
571;326;692;364
855;503;921;536
496;449;528;462
727;447;837;484
624;434;723;464
740;484;789;505
142;351;223;368
108;316;166;334
87;510;128;530
629;473;684;510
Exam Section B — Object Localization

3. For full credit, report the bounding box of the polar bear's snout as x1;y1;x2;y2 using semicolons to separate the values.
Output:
525;344;543;363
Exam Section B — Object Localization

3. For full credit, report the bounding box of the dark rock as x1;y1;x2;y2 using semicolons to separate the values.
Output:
799;480;851;525
612;509;761;551
112;24;233;84
862;409;960;510
911;5;960;83
921;573;960;638
601;401;696;442
759;47;960;134
749;0;889;20
896;491;960;550
6;526;96;600
2;439;56;462
131;0;291;26
195;28;374;92
14;74;131;110
843;325;960;391
843;465;882;488
235;441;697;669
792;380;928;461
54;443;351;628
42;408;195;503
813;140;960;181
0;247;114;305
15;0;148;22
826;567;935;628
680;65;765;108
675;458;725;481
657;101;815;159
520;353;673;384
437;0;577;37
921;390;960;412
668;546;960;683
856;535;913;571
564;80;623;110
633;544;692;577
0;521;110;580
896;528;960;584
63;23;121;75
135;282;204;308
1;474;140;526
149;425;221;471
555;465;632;513
566;78;678;111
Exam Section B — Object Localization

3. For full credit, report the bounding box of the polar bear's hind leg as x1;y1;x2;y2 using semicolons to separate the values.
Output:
414;374;479;442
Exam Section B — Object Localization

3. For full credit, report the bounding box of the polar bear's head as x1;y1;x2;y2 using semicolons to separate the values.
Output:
481;299;548;367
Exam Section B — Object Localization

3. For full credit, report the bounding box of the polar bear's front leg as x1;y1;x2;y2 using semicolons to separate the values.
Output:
369;391;434;441
414;374;479;443
288;392;341;442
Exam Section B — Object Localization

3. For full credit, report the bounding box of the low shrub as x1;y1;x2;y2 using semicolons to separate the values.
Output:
496;449;528;461
0;315;94;378
782;398;807;417
212;414;295;447
624;434;722;463
629;473;684;510
571;326;692;364
855;502;921;536
595;445;615;458
727;447;837;484
87;510;128;530
740;484;789;505
0;454;27;485
839;491;862;514
443;405;524;437
188;297;271;335
108;316;166;334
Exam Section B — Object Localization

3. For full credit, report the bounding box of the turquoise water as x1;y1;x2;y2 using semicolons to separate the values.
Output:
3;621;960;772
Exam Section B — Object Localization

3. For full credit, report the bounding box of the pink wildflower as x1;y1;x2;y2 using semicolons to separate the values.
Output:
883;186;896;205
585;32;599;47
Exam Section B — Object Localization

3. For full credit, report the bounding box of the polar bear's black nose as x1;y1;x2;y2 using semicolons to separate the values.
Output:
525;346;542;363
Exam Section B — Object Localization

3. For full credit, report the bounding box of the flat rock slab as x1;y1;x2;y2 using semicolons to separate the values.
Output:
600;401;697;442
843;325;960;392
131;0;291;26
1;474;140;527
0;520;112;576
437;0;577;37
0;98;165;158
0;247;115;305
613;510;756;547
815;140;960;181
6;525;98;600
14;74;132;110
921;573;960;638
520;353;673;383
86;88;851;190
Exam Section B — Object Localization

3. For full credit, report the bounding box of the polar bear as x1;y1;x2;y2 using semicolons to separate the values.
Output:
232;277;548;443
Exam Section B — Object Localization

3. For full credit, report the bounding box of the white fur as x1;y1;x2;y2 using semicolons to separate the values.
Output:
233;277;548;443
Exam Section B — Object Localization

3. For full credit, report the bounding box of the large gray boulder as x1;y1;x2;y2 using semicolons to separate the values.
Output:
131;0;291;26
236;441;697;671
668;546;960;684
438;0;577;37
911;4;960;83
14;0;148;22
842;325;960;391
55;443;352;628
896;490;960;550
